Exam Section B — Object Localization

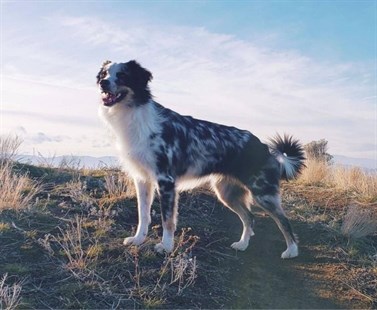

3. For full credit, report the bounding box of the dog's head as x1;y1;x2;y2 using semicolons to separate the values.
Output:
96;60;153;107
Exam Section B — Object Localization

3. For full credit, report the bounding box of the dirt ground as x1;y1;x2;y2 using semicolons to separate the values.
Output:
215;207;373;309
1;166;375;309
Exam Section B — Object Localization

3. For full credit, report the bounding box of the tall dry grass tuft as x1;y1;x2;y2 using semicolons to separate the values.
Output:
332;166;377;202
0;135;22;164
127;227;199;306
104;173;135;198
0;166;40;211
298;159;377;202
341;205;377;239
48;215;100;280
0;273;23;310
0;135;41;211
64;178;97;209
297;159;330;186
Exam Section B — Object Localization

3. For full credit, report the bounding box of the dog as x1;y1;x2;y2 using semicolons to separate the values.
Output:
97;60;305;259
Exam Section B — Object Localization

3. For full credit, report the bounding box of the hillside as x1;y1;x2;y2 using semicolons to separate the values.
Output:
1;162;376;309
17;154;377;170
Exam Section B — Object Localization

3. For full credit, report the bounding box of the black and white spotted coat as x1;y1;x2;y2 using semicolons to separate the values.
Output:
97;60;305;256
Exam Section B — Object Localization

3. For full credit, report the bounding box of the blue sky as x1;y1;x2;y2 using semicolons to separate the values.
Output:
1;0;376;160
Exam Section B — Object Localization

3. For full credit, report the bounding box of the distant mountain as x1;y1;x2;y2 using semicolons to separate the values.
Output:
16;154;376;171
333;155;376;171
16;155;119;169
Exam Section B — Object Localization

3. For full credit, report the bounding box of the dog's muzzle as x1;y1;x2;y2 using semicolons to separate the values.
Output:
99;80;128;107
101;91;128;107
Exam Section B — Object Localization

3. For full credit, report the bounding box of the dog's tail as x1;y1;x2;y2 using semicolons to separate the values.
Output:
268;134;306;180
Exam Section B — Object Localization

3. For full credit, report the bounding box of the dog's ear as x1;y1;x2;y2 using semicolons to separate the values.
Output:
102;60;112;67
96;60;112;83
126;60;153;88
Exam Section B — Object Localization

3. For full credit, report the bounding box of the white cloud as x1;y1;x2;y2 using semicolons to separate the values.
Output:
2;13;375;159
29;132;69;144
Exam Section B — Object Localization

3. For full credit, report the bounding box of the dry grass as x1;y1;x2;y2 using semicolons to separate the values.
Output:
127;227;199;306
0;135;41;212
298;159;330;186
0;163;41;211
341;205;377;239
39;217;199;307
104;172;135;198
63;178;97;209
47;215;100;280
2;134;374;308
0;135;22;164
297;159;377;203
332;166;377;202
0;273;23;310
296;159;377;240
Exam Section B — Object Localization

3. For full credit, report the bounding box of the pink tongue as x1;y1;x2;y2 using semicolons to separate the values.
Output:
103;93;116;104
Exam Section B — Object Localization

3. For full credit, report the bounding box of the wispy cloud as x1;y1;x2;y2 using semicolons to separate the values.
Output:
3;109;98;127
29;132;69;144
2;10;375;159
55;15;375;156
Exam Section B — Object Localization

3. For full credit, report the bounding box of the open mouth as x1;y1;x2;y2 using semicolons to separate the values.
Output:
101;91;128;107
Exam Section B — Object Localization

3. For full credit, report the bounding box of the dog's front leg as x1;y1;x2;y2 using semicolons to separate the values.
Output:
155;176;177;253
123;179;155;246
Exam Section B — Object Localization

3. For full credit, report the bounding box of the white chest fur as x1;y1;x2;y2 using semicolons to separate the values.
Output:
99;102;162;181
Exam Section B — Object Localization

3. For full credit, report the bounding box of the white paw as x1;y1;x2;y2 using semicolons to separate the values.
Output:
123;236;144;246
231;240;249;251
281;243;298;259
154;242;173;254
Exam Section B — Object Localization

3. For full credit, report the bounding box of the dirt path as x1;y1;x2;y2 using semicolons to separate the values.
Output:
217;208;358;309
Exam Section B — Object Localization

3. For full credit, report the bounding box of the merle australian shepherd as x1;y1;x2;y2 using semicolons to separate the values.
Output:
97;60;305;259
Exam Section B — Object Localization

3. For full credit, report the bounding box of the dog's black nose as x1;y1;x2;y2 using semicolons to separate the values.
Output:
100;79;110;90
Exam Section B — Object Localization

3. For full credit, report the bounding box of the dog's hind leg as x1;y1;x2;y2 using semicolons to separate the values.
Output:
253;193;298;258
250;160;298;258
213;177;255;251
123;179;155;246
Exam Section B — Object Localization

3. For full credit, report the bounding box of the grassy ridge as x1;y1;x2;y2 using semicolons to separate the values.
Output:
1;136;376;308
0;162;238;308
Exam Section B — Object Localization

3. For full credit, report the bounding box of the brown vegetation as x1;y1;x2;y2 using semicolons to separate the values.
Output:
0;135;41;211
0;136;376;308
298;159;377;203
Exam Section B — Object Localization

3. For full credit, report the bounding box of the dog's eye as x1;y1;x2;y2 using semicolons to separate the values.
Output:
117;72;127;79
101;71;107;79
